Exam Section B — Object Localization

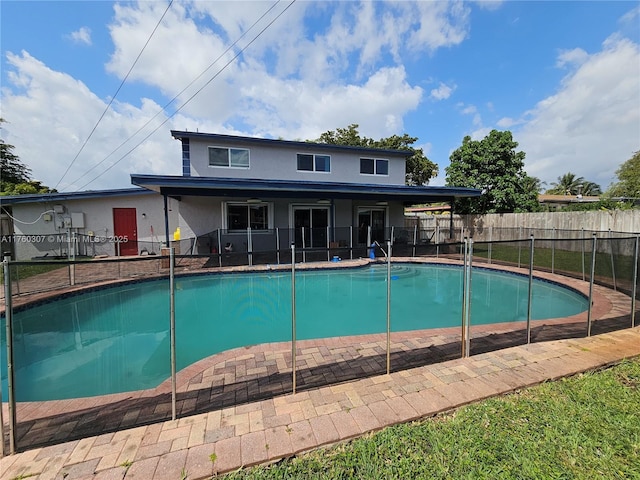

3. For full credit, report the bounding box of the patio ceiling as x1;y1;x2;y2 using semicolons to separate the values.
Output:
130;174;482;206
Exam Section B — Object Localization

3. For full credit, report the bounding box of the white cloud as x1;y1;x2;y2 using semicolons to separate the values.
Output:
430;82;455;100
407;1;470;51
2;51;180;191
68;27;92;46
556;47;588;68
517;35;640;189
1;1;478;191
619;5;640;25
497;117;518;128
458;103;483;129
473;0;504;11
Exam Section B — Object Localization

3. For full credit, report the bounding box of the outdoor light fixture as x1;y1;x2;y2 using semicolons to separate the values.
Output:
247;198;262;204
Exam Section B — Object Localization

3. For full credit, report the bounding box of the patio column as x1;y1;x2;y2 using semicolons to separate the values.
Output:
163;193;170;247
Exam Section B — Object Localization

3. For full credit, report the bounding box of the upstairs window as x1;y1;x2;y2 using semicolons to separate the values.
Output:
360;158;389;175
209;147;250;168
297;154;330;172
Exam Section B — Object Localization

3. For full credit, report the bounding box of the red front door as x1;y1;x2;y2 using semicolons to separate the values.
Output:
113;208;138;256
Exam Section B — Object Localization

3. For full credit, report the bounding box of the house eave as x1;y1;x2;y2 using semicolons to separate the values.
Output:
130;174;482;205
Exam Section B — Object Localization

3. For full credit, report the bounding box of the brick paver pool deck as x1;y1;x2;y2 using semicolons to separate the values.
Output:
1;258;639;479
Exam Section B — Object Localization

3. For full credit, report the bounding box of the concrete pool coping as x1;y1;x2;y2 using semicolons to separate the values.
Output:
1;258;639;479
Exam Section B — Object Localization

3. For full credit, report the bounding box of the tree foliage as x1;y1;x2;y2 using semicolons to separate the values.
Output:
315;124;438;185
546;172;601;196
445;130;539;214
1;118;56;195
608;151;640;199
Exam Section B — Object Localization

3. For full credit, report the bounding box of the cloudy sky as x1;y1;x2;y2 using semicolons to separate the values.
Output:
1;1;639;193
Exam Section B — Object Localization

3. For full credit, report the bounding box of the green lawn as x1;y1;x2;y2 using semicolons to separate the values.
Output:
223;358;640;479
0;261;67;284
472;243;636;285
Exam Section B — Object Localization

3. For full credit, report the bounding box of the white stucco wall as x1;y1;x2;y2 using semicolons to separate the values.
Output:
185;137;407;186
8;193;178;260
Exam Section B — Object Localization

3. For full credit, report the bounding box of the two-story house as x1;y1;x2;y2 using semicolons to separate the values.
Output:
2;131;481;261
131;131;481;258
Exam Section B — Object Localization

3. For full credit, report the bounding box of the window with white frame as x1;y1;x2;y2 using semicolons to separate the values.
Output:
297;153;330;172
225;202;270;231
209;146;250;168
360;158;389;175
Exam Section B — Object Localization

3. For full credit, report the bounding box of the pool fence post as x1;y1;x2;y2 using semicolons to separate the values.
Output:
587;233;597;337
386;240;392;375
291;243;297;394
217;229;222;267
488;226;492;264
70;232;76;286
608;229;617;291
412;224;417;257
461;238;468;358
526;235;534;344
276;228;281;265
551;227;556;274
436;225;440;258
247;227;253;267
581;228;586;281
169;247;177;420
326;226;330;262
631;235;638;328
349;226;353;260
3;255;17;454
465;239;473;357
517;226;522;268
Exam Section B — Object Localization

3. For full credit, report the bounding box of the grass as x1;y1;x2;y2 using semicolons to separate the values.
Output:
473;243;636;284
0;261;67;283
224;358;640;479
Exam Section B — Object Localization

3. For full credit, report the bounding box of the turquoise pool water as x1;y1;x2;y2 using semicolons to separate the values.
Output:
1;263;588;401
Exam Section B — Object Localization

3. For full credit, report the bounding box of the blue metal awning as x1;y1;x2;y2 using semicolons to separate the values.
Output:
130;174;482;205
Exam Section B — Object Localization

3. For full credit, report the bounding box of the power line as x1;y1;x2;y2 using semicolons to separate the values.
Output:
76;0;297;191
66;0;283;191
55;0;175;191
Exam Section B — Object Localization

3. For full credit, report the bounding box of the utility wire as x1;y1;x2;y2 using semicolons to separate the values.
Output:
55;0;175;191
67;0;283;190
77;0;296;191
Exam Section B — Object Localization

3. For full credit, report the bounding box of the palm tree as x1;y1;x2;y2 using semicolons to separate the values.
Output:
547;172;585;195
522;175;545;194
579;181;602;196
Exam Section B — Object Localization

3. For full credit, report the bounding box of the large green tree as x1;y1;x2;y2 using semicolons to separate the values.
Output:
445;130;539;214
608;151;640;199
1;119;55;195
315;124;438;185
546;172;601;196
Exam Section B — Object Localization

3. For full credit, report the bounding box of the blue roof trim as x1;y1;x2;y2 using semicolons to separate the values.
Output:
170;130;411;158
0;188;154;205
130;174;482;202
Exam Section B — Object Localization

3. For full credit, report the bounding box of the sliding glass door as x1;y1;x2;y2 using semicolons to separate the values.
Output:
293;207;329;247
357;208;386;245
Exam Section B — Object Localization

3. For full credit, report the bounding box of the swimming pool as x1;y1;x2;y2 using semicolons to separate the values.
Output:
1;263;588;401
